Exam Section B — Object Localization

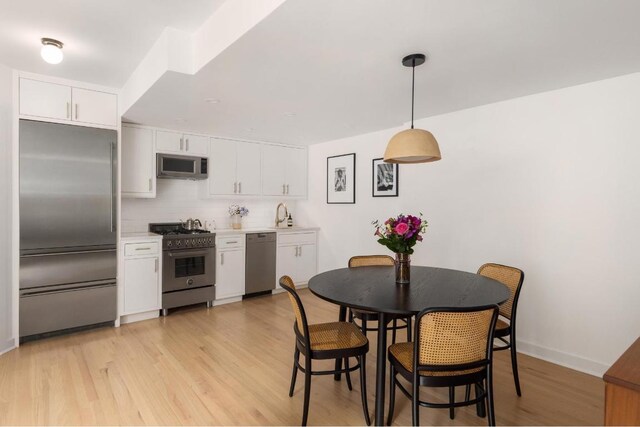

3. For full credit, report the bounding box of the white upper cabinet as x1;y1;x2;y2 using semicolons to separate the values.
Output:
262;145;307;197
122;125;155;198
208;139;261;196
71;88;118;127
19;78;117;128
20;79;71;121
155;130;209;156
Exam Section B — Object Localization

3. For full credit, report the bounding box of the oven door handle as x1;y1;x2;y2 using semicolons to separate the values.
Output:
167;249;211;258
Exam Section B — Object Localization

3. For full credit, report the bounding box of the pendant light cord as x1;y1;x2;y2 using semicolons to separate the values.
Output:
411;60;415;129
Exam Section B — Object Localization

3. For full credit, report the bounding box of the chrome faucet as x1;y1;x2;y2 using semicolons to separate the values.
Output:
275;202;289;228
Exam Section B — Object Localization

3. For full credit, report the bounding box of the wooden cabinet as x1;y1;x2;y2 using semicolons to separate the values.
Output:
262;145;307;197
122;125;155;198
208;138;261;196
604;337;640;425
277;231;317;286
156;130;209;156
215;235;245;300
19;78;117;127
121;239;161;319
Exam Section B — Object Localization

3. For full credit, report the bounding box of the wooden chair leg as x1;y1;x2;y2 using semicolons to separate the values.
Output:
449;386;455;419
359;354;371;426
387;364;396;426
406;317;412;342
361;318;368;337
392;319;397;344
510;332;522;396
412;377;420;426
464;384;471;402
487;369;496;426
344;357;353;391
289;346;299;397
475;382;486;418
302;356;312;426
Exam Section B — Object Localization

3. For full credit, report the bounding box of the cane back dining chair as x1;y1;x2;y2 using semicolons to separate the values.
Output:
348;255;412;343
476;263;525;396
280;275;371;426
387;305;500;426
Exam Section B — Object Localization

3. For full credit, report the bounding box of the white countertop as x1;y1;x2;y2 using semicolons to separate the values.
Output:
120;226;318;240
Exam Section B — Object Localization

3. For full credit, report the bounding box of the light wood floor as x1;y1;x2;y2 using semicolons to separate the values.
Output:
0;289;603;425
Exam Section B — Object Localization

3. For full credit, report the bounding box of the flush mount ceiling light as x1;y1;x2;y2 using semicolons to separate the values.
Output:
383;53;441;164
40;38;64;64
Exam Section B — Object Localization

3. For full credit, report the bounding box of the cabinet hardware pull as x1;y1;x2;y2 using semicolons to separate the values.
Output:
186;138;189;151
221;253;224;265
180;137;184;150
226;241;238;244
135;247;151;251
66;102;70;119
234;182;237;193
282;184;286;195
286;184;289;195
238;182;242;193
155;258;158;272
148;178;152;191
299;245;302;257
75;103;78;119
295;246;299;257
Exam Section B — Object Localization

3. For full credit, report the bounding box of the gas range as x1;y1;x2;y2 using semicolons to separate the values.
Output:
148;222;216;315
149;222;216;251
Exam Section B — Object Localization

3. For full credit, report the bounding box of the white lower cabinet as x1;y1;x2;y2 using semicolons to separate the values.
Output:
215;235;246;300
120;239;162;322
277;231;318;286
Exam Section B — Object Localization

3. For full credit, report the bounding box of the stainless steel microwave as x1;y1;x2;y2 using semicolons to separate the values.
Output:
156;153;208;180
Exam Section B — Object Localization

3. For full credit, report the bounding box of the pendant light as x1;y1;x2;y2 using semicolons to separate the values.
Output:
383;53;441;164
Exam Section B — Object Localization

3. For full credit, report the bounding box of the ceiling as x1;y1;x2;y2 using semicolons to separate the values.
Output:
0;0;225;87
123;0;640;145
2;1;640;145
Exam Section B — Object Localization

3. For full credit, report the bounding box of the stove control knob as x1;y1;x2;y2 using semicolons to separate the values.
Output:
167;241;172;248
186;239;191;246
176;240;181;247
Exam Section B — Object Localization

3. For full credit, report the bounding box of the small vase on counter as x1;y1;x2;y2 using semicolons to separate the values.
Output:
231;214;242;230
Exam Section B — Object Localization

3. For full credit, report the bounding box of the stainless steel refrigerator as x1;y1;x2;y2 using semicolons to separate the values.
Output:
19;120;117;339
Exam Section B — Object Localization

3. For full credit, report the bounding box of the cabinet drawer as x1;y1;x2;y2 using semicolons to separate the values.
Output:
217;235;245;249
124;242;159;257
278;232;316;246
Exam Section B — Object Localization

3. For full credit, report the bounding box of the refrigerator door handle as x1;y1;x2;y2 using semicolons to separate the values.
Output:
110;141;117;233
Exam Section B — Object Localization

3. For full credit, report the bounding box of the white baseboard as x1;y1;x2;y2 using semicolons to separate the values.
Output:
120;310;159;324
517;339;608;378
0;338;16;356
272;282;307;295
213;296;242;306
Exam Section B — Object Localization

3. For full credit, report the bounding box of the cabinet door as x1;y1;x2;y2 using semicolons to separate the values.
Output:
285;147;307;197
155;130;184;154
122;126;155;197
20;78;71;120
297;244;317;284
71;88;118;127
123;257;160;314
209;138;237;195
236;141;262;195
262;145;287;196
184;134;209;156
216;249;245;299
277;245;300;284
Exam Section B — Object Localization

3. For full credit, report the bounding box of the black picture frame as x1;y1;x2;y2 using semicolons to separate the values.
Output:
327;153;356;204
372;158;399;197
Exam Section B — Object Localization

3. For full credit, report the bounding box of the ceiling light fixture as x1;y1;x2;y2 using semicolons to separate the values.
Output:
284;112;296;117
40;38;64;64
204;98;220;104
383;53;441;164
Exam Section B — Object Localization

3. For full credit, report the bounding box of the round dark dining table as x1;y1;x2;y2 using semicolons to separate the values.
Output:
308;265;510;426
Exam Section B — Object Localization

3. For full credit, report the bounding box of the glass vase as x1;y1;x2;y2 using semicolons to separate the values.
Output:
231;214;242;230
395;252;411;284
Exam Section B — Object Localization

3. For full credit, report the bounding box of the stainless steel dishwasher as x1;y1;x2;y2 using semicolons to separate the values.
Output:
245;232;277;297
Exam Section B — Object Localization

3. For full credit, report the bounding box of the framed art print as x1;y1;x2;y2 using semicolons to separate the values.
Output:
327;153;356;204
372;158;398;197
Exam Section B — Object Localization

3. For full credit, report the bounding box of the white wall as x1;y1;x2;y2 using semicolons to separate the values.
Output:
298;72;640;376
122;179;300;232
0;63;14;354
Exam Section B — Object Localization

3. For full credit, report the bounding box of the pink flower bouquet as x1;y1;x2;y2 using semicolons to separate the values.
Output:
373;213;428;254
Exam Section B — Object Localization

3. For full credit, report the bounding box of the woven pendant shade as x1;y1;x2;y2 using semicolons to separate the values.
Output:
383;128;441;163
